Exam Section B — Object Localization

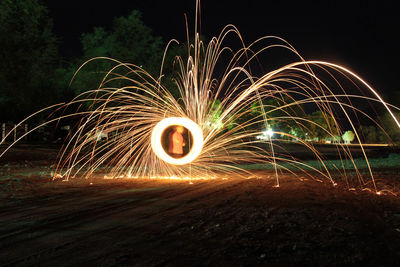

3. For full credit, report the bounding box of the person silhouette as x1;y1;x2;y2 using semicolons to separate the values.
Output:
168;125;186;158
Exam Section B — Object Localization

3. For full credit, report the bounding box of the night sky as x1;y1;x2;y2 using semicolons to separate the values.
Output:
45;0;399;99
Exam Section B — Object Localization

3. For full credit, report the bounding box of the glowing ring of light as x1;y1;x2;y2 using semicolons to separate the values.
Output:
151;117;203;165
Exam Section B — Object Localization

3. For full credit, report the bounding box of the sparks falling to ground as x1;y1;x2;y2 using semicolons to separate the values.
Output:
1;2;399;194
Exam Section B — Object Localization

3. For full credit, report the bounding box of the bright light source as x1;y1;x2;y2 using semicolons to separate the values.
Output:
266;129;273;137
151;117;203;165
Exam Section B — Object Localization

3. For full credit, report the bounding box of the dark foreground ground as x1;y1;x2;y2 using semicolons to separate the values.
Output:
1;145;400;266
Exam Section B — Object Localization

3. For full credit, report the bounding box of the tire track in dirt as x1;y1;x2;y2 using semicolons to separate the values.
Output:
1;178;243;265
3;176;400;266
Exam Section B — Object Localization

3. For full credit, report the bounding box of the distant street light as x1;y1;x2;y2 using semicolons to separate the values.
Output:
266;129;274;138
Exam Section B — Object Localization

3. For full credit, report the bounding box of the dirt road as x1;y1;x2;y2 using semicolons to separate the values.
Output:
1;170;400;266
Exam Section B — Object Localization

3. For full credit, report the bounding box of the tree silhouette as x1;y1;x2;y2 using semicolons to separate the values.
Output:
0;0;59;121
68;10;165;95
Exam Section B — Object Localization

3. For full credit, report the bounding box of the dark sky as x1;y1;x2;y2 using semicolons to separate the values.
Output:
45;0;399;98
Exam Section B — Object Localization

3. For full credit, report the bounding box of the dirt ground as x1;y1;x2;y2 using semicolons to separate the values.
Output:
1;146;400;266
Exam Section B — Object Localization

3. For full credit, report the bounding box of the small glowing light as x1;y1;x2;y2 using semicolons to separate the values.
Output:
53;173;62;179
151;117;204;165
266;129;274;137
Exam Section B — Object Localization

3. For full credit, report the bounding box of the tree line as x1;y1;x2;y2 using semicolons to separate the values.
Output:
0;0;177;122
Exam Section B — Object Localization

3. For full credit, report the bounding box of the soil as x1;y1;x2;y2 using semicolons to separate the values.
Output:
1;145;400;266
